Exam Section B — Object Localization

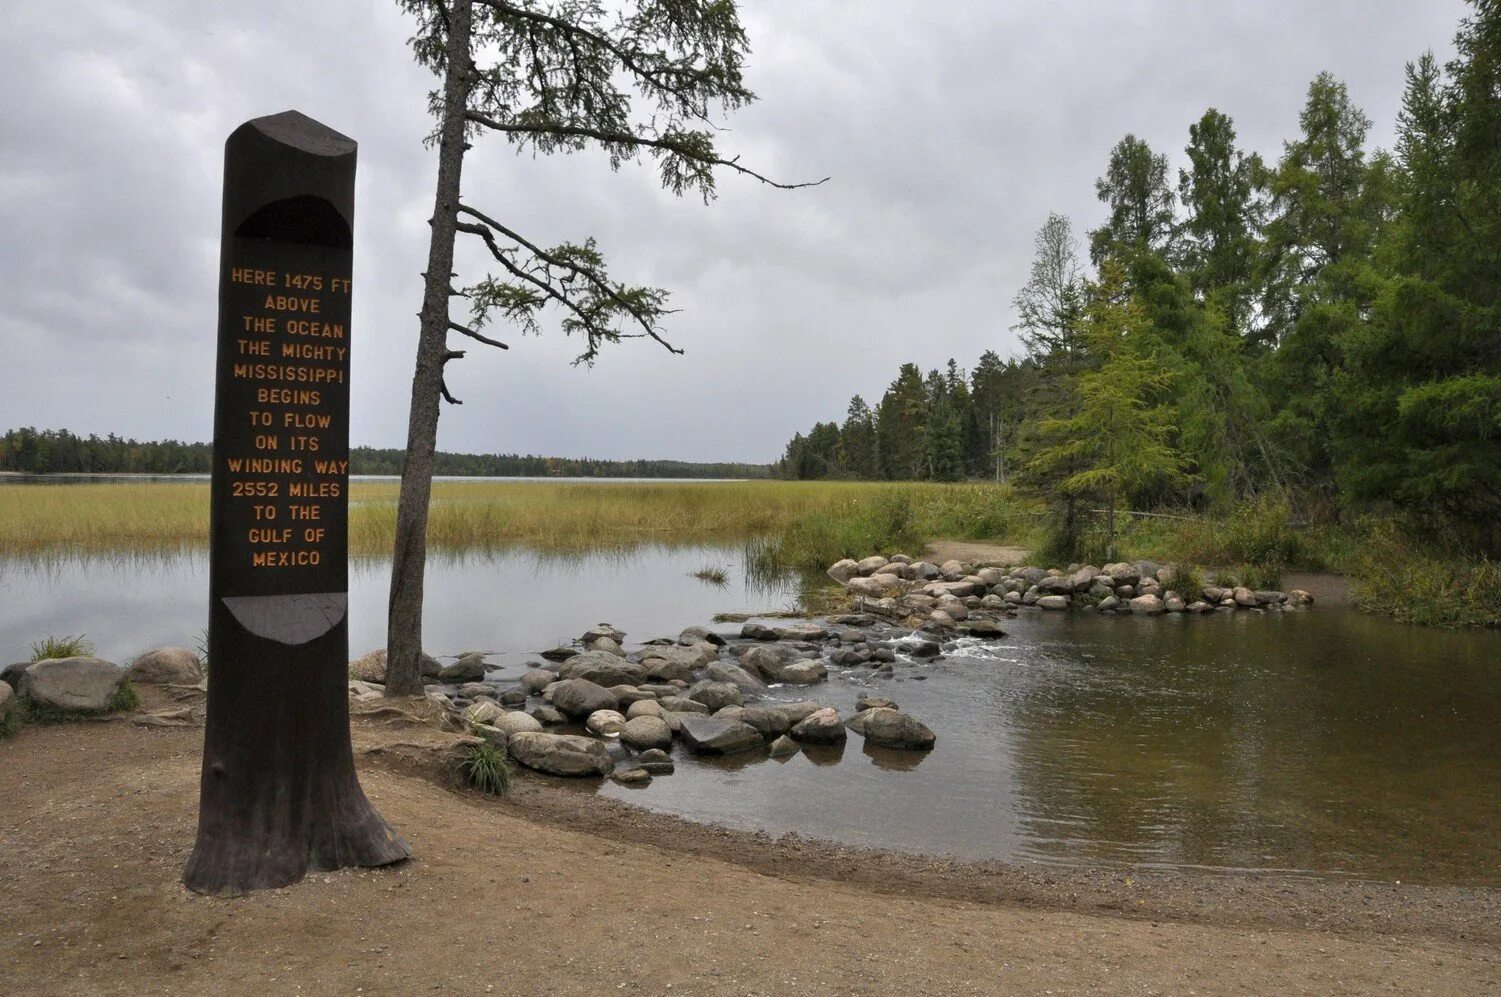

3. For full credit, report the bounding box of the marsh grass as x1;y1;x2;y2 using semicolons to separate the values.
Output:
691;564;730;586
1;480;1035;562
30;634;94;661
459;741;514;796
1350;520;1501;627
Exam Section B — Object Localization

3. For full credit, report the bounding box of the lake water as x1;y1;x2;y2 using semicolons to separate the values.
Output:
3;546;1498;886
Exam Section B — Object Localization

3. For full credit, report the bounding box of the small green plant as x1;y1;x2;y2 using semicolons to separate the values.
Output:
30;634;93;662
1238;560;1283;591
459;741;513;796
691;564;730;586
193;628;210;673
1167;563;1206;601
111;679;141;713
1211;568;1240;587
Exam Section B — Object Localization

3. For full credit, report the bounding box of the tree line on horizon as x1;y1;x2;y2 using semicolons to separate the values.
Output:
0;427;769;480
776;3;1500;558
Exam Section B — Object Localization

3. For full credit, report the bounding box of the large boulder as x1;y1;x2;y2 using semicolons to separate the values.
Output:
507;732;614;777
581;624;626;645
718;705;792;739
678;626;727;647
1129;594;1166;615
0;682;15;730
1102;562;1141;586
702;661;766;692
827;559;860;583
348;649;441;683
20;657;126;712
619;715;673;750
849;708;936;750
2;662;30;692
855;555;890;576
492;710;543;737
685;680;743;712
1233;586;1259;607
438;653;487;682
626;699;668;720
846;575;903;598
586;709;627;736
557;651;647;687
1036;595;1070;610
658;695;712;716
740;644;802;682
779;660;828;685
789;707;846;744
126;647;203;685
639;642;718;677
462;700;506;727
548;679;619;719
520;668;557;694
677;715;763;755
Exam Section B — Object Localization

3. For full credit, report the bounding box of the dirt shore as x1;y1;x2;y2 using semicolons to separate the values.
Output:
1;694;1496;995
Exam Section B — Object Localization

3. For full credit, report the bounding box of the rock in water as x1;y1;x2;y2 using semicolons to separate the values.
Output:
779;660;828;685
702;661;766;692
619;715;673;750
685;680;744;712
676;715;764;755
1036;595;1070;610
548;679;619;719
1129;594;1166;615
127;647;203;685
768;734;800;757
850;708;936;750
528;705;567;726
789;707;846;744
611;767;651;785
439;653;488;682
585;709;627;736
827;559;859;583
581;624;626;645
857;694;897;712
557;650;647;687
507;732;614;777
493;711;542;737
348;648;442;683
520;669;557;694
21;657;126;712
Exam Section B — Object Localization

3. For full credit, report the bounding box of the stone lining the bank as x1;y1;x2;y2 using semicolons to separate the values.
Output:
828;554;1313;627
346;614;955;786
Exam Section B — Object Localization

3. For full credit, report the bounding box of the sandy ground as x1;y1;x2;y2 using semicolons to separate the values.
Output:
1;691;1496;996
923;540;1031;567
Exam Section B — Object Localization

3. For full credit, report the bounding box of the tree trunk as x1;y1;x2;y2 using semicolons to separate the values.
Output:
385;0;474;697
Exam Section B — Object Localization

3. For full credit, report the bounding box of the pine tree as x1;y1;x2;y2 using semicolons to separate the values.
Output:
1089;135;1177;265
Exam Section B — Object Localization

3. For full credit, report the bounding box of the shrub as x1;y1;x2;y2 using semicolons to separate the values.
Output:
459;741;514;796
0;704;21;739
30;634;94;662
1349;520;1501;627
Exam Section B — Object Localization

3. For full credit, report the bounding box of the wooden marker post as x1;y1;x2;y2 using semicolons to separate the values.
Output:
184;110;409;896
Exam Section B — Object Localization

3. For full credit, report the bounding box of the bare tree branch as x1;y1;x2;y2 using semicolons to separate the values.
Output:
439;378;462;405
464;111;828;190
447;319;510;350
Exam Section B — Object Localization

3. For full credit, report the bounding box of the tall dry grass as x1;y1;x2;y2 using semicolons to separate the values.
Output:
0;479;1034;560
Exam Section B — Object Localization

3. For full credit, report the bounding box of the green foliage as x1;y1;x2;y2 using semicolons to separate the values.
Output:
1349;520;1501;627
111;679;141;713
459;741;514;796
30;634;93;662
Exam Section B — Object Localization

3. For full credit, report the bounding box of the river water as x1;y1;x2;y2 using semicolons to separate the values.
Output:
3;546;1497;886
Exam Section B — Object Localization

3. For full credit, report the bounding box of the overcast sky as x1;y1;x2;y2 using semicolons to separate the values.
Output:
0;0;1470;463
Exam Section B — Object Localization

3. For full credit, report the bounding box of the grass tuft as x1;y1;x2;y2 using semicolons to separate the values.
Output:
1349;520;1501;627
30;634;93;662
691;564;730;586
459;741;514;796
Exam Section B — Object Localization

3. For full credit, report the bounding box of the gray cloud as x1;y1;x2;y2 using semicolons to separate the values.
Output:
0;0;1468;461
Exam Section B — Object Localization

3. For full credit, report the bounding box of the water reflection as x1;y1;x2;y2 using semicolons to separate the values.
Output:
3;546;1499;884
